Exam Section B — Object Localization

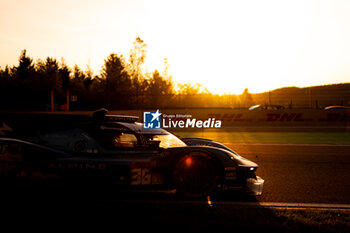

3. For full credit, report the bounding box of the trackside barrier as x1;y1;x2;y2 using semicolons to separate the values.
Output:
109;109;350;132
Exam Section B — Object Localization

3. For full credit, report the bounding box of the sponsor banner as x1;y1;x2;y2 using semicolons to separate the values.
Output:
108;109;350;129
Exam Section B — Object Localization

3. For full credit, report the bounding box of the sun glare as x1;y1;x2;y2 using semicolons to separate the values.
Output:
138;0;310;95
135;0;350;95
1;0;350;96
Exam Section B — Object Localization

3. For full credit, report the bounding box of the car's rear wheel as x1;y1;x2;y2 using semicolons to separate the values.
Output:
173;151;220;198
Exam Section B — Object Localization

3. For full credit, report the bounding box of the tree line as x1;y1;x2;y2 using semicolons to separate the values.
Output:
0;37;256;111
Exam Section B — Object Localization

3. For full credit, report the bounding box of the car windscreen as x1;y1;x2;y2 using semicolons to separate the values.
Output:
143;133;187;149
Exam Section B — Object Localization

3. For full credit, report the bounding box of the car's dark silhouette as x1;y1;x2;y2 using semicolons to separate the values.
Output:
0;109;263;198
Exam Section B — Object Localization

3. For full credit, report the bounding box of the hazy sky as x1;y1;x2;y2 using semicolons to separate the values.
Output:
1;0;350;94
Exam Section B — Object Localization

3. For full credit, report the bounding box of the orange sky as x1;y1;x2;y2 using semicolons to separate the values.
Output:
1;0;350;94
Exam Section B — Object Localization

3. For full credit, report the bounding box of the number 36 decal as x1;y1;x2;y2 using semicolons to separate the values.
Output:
130;168;151;185
130;168;163;185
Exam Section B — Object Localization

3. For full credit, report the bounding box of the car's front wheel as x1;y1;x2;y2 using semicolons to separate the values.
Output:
173;151;220;198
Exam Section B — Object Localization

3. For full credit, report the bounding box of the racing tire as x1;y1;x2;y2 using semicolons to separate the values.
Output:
173;151;221;199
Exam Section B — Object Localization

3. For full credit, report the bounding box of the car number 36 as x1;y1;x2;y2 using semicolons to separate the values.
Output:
130;168;152;185
130;168;164;185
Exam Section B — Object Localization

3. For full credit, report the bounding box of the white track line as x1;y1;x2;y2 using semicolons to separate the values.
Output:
212;201;350;209
99;199;350;209
224;143;350;147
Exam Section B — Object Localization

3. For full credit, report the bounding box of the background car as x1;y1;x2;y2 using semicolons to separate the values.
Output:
324;105;350;110
249;104;285;110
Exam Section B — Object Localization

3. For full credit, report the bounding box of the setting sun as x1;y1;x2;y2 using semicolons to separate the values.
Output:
1;0;350;95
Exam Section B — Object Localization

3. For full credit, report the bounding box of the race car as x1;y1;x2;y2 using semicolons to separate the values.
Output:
0;109;264;198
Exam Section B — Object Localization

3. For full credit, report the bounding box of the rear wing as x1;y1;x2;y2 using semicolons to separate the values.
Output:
0;109;139;138
0;111;91;138
93;108;138;123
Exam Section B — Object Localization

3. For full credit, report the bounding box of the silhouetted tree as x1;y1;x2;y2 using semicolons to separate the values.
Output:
6;41;332;110
0;66;12;108
146;70;174;108
83;65;93;90
176;83;210;107
239;88;254;107
9;50;40;109
127;36;147;107
15;49;34;81
101;53;131;109
59;60;71;93
36;57;62;95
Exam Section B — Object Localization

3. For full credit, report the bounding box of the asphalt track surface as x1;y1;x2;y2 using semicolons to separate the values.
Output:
228;143;350;205
1;144;350;232
2;144;349;206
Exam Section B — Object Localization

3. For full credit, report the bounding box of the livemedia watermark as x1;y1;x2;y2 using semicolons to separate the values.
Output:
143;110;221;129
